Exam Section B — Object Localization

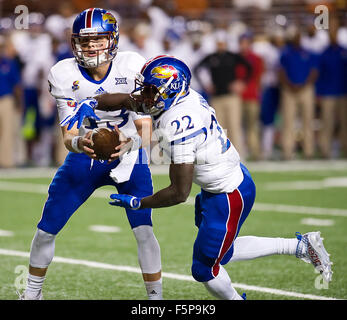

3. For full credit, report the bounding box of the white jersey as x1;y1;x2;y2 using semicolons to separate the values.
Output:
153;89;243;194
48;51;150;138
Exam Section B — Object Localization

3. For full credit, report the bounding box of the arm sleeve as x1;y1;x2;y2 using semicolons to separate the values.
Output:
47;68;76;123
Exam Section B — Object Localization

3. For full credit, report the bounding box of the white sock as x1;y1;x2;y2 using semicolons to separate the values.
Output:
230;236;299;262
203;265;243;300
25;274;45;297
144;279;163;300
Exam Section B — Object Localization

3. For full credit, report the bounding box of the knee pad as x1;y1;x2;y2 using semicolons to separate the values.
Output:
132;225;161;274
30;228;56;268
191;259;214;282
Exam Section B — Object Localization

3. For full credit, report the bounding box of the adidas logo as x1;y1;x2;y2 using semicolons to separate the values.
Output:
150;290;157;295
95;87;106;95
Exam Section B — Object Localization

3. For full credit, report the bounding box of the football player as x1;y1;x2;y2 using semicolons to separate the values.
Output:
21;9;162;300
66;55;333;299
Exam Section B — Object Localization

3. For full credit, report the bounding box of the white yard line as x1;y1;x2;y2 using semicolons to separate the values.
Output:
252;203;347;217
1;180;347;217
89;225;121;233
152;161;347;174
0;248;340;300
264;177;347;191
300;218;335;227
0;181;50;194
1;160;347;178
245;160;347;172
0;230;14;237
0;168;57;179
184;197;347;217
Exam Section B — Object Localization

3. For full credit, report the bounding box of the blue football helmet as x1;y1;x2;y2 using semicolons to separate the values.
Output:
71;8;119;68
133;55;192;115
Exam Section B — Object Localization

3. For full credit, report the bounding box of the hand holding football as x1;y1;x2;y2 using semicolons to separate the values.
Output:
91;127;121;161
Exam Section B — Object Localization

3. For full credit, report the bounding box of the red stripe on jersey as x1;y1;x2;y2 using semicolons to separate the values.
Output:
212;189;243;277
141;54;175;73
86;8;94;28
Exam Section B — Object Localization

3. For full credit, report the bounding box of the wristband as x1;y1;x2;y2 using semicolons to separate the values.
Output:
87;97;98;109
130;134;142;151
130;197;142;210
71;136;83;153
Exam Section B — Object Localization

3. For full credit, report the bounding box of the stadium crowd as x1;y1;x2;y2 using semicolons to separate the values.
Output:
0;0;346;167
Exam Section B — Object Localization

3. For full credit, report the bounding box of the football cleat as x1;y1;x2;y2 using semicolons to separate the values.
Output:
295;231;333;282
17;290;44;300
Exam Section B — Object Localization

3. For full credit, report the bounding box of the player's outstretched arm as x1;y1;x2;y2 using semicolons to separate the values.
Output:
95;93;146;113
110;163;194;209
94;93;132;111
64;89;155;131
96;84;158;114
141;163;194;208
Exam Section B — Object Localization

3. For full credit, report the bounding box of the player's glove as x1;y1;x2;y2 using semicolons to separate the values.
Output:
60;98;100;130
109;194;141;210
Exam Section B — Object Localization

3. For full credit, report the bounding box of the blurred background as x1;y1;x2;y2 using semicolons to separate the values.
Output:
0;0;346;167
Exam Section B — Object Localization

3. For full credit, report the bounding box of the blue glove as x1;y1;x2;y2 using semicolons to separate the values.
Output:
109;194;141;210
60;98;100;130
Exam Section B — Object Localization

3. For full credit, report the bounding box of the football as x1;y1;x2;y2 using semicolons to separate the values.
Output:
91;127;121;160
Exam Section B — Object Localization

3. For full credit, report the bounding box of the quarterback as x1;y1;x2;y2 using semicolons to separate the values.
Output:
66;55;333;299
21;9;162;300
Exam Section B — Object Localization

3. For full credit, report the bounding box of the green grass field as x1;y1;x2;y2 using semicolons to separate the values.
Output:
0;162;346;300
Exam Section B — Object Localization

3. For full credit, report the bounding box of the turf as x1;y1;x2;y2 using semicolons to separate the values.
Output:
0;166;346;300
